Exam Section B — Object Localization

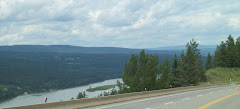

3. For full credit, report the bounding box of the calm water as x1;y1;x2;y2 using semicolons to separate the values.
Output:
0;78;122;108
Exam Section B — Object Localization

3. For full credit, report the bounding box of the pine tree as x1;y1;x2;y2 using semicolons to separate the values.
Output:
225;35;237;67
77;91;87;99
136;50;148;91
173;50;189;87
144;54;158;90
180;50;185;60
177;39;205;85
158;58;171;89
176;59;188;86
172;54;178;77
236;37;240;67
205;53;213;70
213;46;219;67
218;41;227;67
185;39;200;84
122;54;138;92
170;54;179;88
214;35;240;68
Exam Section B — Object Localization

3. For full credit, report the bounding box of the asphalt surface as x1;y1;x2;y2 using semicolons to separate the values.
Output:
84;85;240;109
206;90;240;109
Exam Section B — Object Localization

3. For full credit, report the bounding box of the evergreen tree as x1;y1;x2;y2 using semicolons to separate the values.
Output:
213;46;219;67
205;53;213;70
158;58;171;89
122;54;138;92
77;91;87;99
173;50;189;87
214;35;240;68
170;54;179;87
225;35;237;67
136;50;148;91
116;80;128;94
176;39;205;85
236;37;240;67
103;91;109;96
185;39;203;84
121;50;160;92
176;59;188;86
110;88;118;95
216;42;227;67
172;54;178;78
180;50;185;60
144;54;158;90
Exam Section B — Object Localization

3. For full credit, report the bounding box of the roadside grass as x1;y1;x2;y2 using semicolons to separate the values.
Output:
206;67;240;84
86;84;117;92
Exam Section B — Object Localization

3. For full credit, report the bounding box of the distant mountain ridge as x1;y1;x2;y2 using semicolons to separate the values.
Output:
148;45;217;50
0;45;180;54
148;45;217;56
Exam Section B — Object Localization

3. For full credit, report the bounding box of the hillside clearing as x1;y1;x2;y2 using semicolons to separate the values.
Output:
206;68;240;84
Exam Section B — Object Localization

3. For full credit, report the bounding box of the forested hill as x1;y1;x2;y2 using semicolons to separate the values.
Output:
0;45;179;54
148;45;217;56
0;45;179;102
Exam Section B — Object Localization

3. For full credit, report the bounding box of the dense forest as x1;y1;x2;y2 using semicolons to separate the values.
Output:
214;35;240;68
0;46;177;102
117;39;206;94
116;35;240;94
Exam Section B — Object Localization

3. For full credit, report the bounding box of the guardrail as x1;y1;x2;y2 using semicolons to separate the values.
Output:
3;84;228;109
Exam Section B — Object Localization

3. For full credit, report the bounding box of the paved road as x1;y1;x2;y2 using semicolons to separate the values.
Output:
206;89;240;109
84;85;240;109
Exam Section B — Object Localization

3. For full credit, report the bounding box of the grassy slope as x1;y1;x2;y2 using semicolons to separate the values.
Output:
206;67;240;84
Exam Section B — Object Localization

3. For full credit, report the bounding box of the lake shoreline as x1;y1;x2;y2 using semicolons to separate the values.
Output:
0;77;121;103
0;78;122;108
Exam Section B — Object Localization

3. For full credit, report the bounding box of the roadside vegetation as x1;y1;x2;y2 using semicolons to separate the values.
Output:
77;91;87;99
214;35;240;68
77;35;240;99
115;35;240;95
77;38;206;98
116;38;205;94
206;68;240;84
205;35;240;84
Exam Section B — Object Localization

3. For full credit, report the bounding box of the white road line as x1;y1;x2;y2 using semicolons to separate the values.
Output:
182;98;190;100
165;102;173;105
197;95;203;97
90;86;236;109
208;92;213;94
146;108;151;109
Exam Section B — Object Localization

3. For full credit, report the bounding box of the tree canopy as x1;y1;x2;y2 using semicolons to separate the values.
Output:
119;39;205;93
214;35;240;68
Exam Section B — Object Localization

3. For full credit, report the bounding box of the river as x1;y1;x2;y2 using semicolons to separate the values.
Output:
0;78;122;108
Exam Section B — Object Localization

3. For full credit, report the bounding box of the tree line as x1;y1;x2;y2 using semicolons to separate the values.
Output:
214;35;240;68
117;39;206;93
76;35;239;99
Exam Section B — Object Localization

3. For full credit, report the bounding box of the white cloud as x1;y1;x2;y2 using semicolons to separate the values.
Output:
0;34;24;45
71;29;79;35
88;10;102;21
0;0;240;48
229;17;240;30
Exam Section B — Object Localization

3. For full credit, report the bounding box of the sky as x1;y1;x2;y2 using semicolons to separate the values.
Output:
0;0;240;48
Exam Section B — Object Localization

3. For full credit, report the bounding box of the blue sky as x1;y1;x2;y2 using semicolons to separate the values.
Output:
0;0;240;48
